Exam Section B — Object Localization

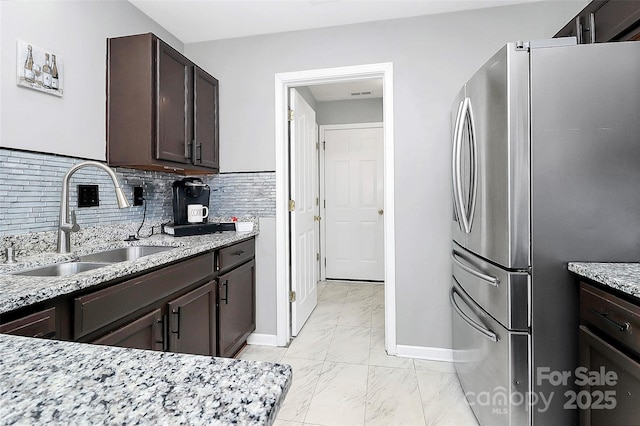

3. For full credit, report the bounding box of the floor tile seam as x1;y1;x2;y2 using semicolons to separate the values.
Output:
412;362;431;426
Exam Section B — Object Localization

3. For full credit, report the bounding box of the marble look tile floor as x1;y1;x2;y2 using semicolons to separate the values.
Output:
237;281;480;426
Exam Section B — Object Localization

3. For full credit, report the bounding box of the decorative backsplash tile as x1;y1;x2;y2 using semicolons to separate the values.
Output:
0;149;275;256
210;172;276;217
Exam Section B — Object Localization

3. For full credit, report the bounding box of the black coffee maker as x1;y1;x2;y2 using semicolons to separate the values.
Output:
171;177;211;225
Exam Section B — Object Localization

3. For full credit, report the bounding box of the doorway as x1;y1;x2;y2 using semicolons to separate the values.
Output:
274;63;397;355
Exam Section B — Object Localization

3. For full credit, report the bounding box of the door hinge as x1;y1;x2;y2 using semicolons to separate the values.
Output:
322;141;326;150
316;253;320;261
288;199;295;211
289;291;296;302
316;197;319;206
288;108;294;121
316;142;319;150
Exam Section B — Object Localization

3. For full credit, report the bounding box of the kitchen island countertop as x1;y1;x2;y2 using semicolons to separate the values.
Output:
568;262;640;300
0;333;291;425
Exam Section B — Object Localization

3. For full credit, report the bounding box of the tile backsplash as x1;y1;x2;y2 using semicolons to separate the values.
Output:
0;148;275;250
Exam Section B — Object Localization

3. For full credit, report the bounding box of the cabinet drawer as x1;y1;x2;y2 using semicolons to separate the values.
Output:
580;282;640;356
0;307;56;339
216;238;254;273
74;253;213;339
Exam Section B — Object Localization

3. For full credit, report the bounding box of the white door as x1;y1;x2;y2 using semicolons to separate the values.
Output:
289;88;320;336
323;125;384;281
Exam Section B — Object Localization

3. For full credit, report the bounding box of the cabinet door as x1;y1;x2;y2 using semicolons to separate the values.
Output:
0;307;56;339
93;309;163;351
168;282;216;356
579;325;640;425
218;260;256;358
156;40;193;165
194;66;219;170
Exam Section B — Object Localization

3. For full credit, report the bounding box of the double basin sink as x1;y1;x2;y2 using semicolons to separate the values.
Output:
13;246;175;277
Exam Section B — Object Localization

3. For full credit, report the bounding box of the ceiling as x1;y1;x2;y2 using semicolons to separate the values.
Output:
129;0;542;44
128;0;541;101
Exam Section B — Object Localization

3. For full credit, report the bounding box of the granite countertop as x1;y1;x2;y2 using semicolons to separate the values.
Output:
0;333;291;425
568;262;640;300
0;229;258;315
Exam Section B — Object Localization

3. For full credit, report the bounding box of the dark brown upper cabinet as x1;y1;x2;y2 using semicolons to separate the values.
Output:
555;1;640;44
107;33;219;174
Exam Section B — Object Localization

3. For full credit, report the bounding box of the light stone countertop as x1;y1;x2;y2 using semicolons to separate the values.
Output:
0;230;258;315
568;262;640;300
0;226;292;424
0;333;291;425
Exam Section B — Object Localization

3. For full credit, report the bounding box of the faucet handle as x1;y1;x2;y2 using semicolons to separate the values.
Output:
70;210;80;232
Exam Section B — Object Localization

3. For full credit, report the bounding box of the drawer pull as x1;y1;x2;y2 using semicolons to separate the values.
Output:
221;280;229;305
171;307;181;338
233;250;245;256
451;252;499;286
450;286;498;342
589;309;630;332
157;316;167;351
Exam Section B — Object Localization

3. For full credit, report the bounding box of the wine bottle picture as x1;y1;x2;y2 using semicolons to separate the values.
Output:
16;40;63;97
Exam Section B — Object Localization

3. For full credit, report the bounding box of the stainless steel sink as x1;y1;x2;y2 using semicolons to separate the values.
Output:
78;246;174;263
13;262;110;277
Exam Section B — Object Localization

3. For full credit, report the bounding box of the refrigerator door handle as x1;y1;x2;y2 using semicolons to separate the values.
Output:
466;98;478;233
452;99;465;232
454;97;478;234
454;98;471;233
450;286;498;342
451;252;499;286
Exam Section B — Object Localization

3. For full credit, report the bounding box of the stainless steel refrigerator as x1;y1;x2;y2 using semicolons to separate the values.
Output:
450;38;640;426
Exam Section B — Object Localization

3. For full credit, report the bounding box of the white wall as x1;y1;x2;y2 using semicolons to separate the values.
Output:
316;98;383;125
0;0;182;160
185;1;587;348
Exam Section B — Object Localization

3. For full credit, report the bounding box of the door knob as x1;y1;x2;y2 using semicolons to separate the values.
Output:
378;209;384;215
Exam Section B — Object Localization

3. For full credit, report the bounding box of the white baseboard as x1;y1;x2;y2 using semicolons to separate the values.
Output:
395;345;455;362
246;333;279;346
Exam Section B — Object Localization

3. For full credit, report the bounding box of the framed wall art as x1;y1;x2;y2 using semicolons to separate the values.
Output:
16;40;64;97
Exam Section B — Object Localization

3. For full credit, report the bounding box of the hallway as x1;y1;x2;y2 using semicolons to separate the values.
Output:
237;281;478;425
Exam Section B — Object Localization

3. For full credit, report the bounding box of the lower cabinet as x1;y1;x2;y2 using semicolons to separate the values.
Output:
1;238;256;359
0;307;57;339
168;281;216;356
93;308;163;351
92;282;218;356
217;260;256;358
579;282;640;425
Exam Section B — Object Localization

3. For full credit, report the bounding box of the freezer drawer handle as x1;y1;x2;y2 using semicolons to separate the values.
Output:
451;253;499;286
450;286;498;342
588;309;630;332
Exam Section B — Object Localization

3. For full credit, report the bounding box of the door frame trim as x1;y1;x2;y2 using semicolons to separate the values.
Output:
274;62;397;355
319;122;384;282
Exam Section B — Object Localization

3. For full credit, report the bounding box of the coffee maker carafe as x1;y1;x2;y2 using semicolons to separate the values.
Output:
171;177;211;225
